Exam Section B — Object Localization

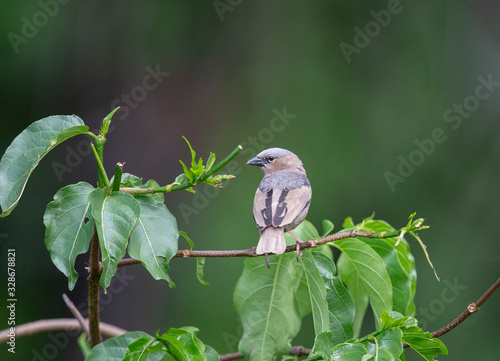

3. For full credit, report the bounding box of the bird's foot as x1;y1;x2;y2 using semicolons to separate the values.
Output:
265;253;270;268
288;231;304;261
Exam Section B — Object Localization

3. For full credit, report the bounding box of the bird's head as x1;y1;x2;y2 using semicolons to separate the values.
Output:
246;148;306;176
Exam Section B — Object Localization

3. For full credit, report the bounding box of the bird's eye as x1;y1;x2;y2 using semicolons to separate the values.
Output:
267;155;276;162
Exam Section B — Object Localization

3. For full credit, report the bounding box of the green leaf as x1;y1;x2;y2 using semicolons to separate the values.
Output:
322;219;335;237
342;217;355;229
204;345;219;361
128;197;178;288
359;238;411;316
179;160;194;182
88;188;140;291
101;107;119;137
335;238;393;331
43;182;95;290
205;152;216;171
330;342;369;361
402;327;448;361
290;220;333;318
357;218;417;316
124;335;164;361
376;328;403;360
158;327;207;361
301;250;330;335
234;253;302;361
196;257;210;286
337;250;369;338
179;231;195;250
77;332;92;358
0;115;89;217
308;331;334;360
204;174;235;188
182;136;197;166
85;331;151;361
314;252;355;345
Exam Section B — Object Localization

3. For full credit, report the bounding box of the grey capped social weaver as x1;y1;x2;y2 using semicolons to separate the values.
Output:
246;148;312;264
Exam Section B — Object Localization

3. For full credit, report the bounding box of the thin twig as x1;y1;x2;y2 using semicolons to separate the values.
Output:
0;319;127;343
117;229;391;267
403;277;500;348
431;277;500;339
219;345;311;360
62;294;89;336
88;228;103;346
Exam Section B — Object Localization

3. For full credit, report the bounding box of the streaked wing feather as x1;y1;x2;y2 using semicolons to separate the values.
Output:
253;188;272;230
272;186;311;227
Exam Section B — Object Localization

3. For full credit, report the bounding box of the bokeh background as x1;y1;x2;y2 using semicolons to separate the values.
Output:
1;1;499;360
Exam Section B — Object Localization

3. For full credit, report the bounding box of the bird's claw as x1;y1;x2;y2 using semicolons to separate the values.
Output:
265;253;270;268
296;242;303;261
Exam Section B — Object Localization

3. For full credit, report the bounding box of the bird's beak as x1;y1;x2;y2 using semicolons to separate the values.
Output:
246;157;265;167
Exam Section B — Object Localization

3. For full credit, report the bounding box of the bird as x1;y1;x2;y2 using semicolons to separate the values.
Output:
246;148;311;263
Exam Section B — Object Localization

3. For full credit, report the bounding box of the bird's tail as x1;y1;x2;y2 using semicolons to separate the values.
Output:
256;227;286;255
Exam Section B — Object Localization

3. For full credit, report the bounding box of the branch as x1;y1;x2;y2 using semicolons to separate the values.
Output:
91;143;110;189
88;228;103;346
0;319;127;344
117;229;399;267
219;345;311;361
119;144;243;195
63;294;89;336
431;277;500;339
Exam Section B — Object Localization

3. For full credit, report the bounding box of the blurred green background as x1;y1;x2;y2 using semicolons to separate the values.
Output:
1;1;499;360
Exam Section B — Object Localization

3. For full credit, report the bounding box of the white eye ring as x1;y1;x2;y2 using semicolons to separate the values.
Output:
267;156;276;162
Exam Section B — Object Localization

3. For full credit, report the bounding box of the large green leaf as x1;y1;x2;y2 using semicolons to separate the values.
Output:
43;182;95;290
300;250;330;335
85;331;152;361
0;115;88;217
124;335;164;361
402;327;448;361
335;238;393;331
288;220;333;318
330;342;369;361
359;238;411;316
337;250;369;338
234;253;302;361
362;219;417;316
314;252;355;345
89;188;140;290
307;331;334;361
115;327;216;361
375;328;403;360
128;197;178;287
381;311;448;361
158;327;207;361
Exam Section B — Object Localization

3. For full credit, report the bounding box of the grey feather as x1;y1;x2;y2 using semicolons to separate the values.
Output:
256;226;286;255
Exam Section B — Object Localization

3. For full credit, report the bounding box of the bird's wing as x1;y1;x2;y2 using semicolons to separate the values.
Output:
271;185;311;228
253;188;273;231
253;185;311;230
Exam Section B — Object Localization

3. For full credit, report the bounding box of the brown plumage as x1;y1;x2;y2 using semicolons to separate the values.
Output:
246;148;311;256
